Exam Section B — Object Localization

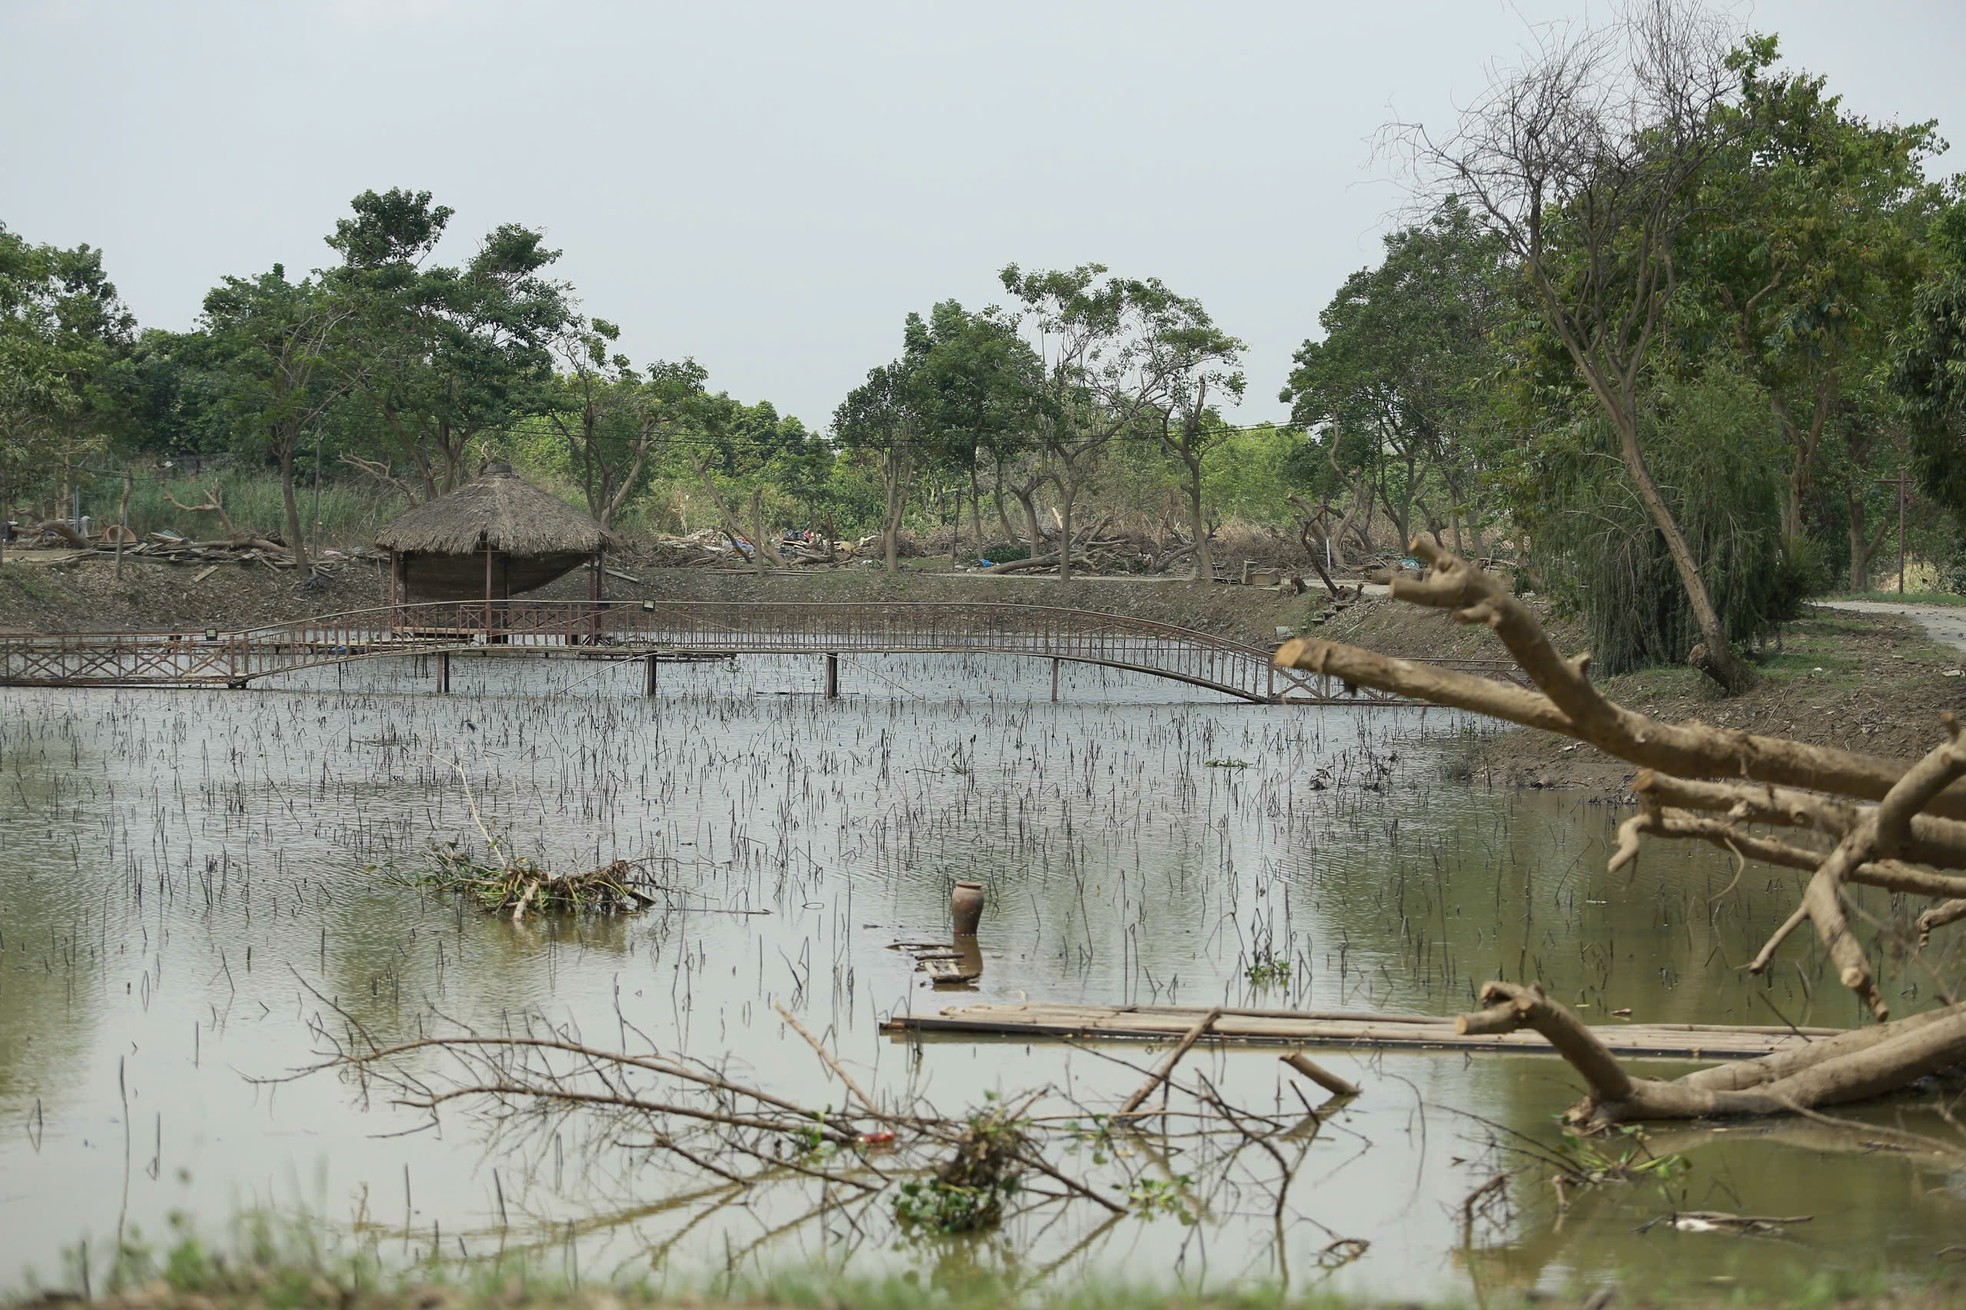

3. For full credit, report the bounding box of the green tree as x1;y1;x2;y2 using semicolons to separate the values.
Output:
115;328;227;459
1894;191;1966;527
0;222;134;529
1529;360;1796;673
1143;308;1245;582
832;357;924;573
674;393;821;570
1398;1;1758;690
326;188;573;501
835;302;1040;572
1686;35;1939;544
997;264;1229;582
198;265;351;573
1281;199;1504;559
906;301;1040;564
546;316;706;527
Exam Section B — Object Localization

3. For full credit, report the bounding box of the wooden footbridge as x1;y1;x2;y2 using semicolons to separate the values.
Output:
0;599;1520;705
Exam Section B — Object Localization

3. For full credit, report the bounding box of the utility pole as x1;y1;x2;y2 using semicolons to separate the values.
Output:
1876;472;1912;594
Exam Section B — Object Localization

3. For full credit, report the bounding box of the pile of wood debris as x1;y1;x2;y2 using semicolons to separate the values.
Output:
9;522;388;577
625;528;849;569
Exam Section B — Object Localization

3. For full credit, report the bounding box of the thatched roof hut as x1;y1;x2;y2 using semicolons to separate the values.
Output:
375;466;614;604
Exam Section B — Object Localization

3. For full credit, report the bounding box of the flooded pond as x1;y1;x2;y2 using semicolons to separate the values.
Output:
1;650;1960;1303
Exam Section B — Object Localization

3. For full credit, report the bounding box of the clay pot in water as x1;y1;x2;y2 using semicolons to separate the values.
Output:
950;881;985;937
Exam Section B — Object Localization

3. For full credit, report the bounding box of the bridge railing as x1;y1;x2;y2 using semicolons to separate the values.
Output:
3;599;1530;702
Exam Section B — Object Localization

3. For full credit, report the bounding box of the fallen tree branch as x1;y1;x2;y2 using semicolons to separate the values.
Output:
1634;772;1966;870
1458;983;1966;1128
1117;1006;1222;1117
1612;807;1966;900
1273;560;1966;821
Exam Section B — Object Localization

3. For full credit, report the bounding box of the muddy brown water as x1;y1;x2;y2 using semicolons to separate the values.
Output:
1;651;1961;1303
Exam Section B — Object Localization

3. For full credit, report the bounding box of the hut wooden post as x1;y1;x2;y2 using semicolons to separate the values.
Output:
587;551;602;645
483;543;494;640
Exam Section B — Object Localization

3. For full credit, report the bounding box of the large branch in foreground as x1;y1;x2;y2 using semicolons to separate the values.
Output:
1779;719;1966;1019
1615;749;1966;1019
1459;982;1966;1127
1272;581;1966;821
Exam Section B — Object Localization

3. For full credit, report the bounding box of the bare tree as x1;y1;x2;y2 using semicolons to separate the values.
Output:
1389;0;1754;691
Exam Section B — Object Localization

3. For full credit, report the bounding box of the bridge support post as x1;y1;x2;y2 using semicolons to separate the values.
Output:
643;652;657;697
824;652;839;699
438;650;450;693
1050;658;1060;703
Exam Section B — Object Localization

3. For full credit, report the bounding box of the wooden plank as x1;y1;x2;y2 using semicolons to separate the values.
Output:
881;1001;1828;1061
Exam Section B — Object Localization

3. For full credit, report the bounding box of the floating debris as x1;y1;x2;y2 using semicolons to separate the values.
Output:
416;845;663;919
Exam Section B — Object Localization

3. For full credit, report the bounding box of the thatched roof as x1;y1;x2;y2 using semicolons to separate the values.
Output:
375;466;613;557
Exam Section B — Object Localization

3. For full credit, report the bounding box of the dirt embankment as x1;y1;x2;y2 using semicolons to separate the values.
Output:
0;553;1316;647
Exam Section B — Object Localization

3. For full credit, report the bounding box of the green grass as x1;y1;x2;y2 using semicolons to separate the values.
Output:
13;1213;1961;1310
0;563;48;601
116;471;408;548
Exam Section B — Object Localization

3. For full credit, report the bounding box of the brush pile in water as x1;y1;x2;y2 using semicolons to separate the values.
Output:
421;845;661;919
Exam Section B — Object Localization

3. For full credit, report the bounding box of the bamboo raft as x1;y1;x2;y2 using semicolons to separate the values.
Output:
882;1001;1844;1061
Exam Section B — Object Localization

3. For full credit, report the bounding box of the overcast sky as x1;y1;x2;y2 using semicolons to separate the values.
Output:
4;1;1961;430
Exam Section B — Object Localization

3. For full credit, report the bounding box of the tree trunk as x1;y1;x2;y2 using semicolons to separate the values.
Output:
1849;493;1874;592
880;451;907;575
969;467;985;565
1013;486;1045;559
1461;982;1966;1128
1352;483;1377;559
278;438;310;576
1183;455;1212;584
1846;486;1893;593
747;487;768;577
990;479;1016;549
1610;408;1751;692
113;472;132;580
1057;476;1078;583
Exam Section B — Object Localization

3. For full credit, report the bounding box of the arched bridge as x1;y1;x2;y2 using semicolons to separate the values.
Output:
0;600;1523;705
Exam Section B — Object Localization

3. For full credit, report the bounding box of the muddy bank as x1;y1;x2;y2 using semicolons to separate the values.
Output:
0;553;1314;646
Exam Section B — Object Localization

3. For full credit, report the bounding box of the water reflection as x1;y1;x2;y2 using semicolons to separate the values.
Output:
0;730;106;1118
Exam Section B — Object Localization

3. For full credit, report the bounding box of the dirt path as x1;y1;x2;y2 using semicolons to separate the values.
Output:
1816;599;1966;653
